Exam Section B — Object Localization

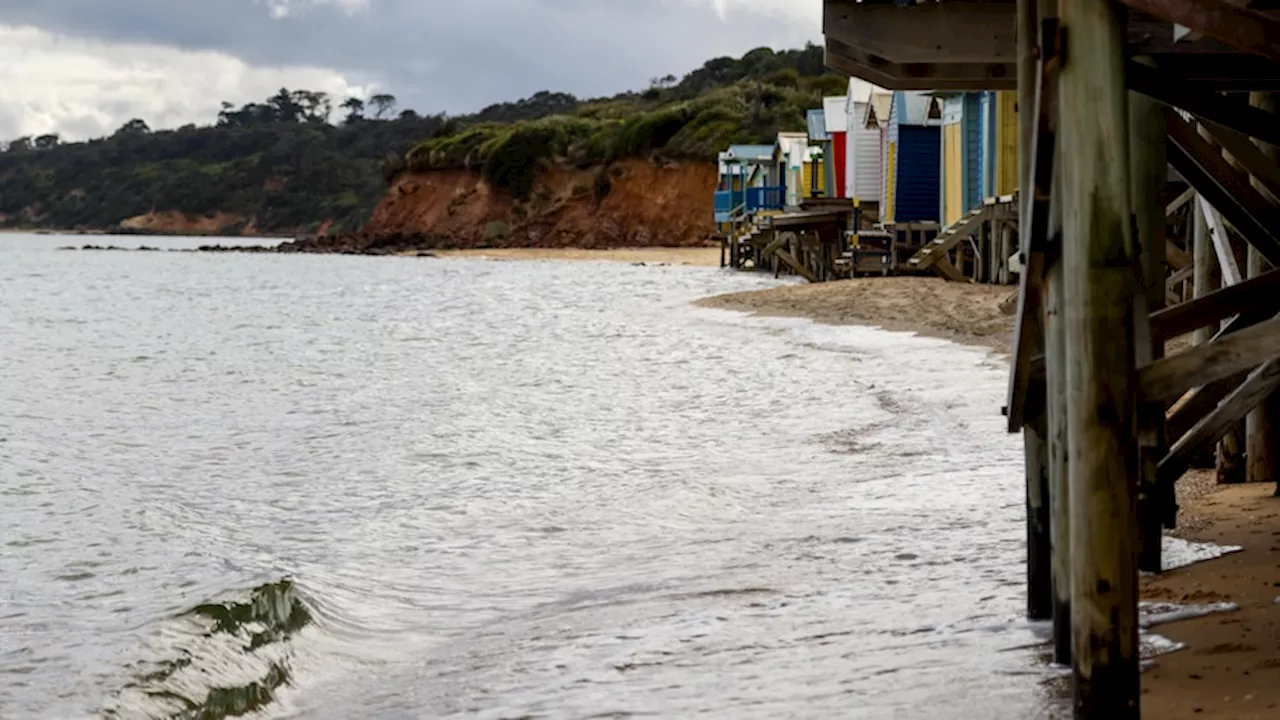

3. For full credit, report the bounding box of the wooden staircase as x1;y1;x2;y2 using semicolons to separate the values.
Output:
904;204;992;279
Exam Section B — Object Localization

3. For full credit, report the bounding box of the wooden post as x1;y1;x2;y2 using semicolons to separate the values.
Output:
1018;0;1052;621
1192;196;1218;346
1246;91;1278;488
1045;147;1071;663
1129;56;1167;573
1031;0;1070;663
1060;0;1139;715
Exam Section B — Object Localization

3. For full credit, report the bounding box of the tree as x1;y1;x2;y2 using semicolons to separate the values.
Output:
398;109;419;121
341;97;365;123
267;88;304;123
34;134;60;150
6;136;32;153
292;90;331;123
116;119;151;135
369;93;397;119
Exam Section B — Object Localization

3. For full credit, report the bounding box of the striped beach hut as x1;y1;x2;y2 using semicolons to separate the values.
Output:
882;90;941;224
805;108;830;198
979;90;1019;199
936;92;984;226
845;88;884;206
862;91;894;210
823;96;849;199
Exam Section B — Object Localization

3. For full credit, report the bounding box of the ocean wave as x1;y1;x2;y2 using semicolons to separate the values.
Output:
104;579;314;720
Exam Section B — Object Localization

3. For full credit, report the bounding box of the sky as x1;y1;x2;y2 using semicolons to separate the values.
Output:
0;0;833;141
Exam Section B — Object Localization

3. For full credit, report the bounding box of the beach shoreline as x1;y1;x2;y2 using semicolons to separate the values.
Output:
699;275;1279;719
422;246;723;266
697;276;1017;351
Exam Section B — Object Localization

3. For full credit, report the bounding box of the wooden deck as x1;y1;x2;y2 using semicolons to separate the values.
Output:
824;1;1280;717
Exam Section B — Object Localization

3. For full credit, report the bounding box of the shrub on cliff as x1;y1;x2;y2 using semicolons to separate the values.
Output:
606;106;695;160
480;117;597;199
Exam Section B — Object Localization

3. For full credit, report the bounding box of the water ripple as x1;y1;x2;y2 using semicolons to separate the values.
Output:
1;234;1053;719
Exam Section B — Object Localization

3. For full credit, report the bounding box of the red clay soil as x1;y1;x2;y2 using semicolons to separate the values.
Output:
361;158;719;249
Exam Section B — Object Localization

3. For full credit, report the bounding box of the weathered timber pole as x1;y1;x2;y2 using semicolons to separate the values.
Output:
1246;92;1278;489
1192;193;1218;347
1035;0;1070;664
1129;56;1167;573
1045;146;1071;664
1018;0;1052;622
1060;0;1140;715
1207;124;1249;483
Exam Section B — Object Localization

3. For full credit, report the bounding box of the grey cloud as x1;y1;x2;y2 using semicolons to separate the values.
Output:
0;0;819;117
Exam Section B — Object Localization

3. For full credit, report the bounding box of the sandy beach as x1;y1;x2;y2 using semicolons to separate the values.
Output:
700;275;1280;719
698;276;1017;350
426;247;723;266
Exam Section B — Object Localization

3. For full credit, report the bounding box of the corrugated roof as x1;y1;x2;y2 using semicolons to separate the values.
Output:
822;96;848;133
807;109;829;142
864;91;892;129
725;144;775;162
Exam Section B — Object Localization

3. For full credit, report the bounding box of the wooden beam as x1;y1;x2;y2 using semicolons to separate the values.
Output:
1006;15;1060;432
824;40;1017;91
1116;0;1280;63
1152;265;1280;341
1199;196;1243;286
823;0;1016;64
1060;0;1139;713
775;249;821;283
1201;121;1280;204
1166;110;1280;268
1165;264;1194;292
1165;242;1192;271
1128;63;1280;147
933;254;970;282
1168;370;1247;439
1140;313;1280;403
1164;186;1195;217
1159;359;1280;485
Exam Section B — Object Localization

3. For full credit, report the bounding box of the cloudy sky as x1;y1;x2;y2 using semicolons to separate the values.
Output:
0;0;825;141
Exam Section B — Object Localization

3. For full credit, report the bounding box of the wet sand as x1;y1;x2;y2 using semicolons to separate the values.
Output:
1141;481;1280;719
699;275;1280;718
426;247;722;266
698;276;1016;350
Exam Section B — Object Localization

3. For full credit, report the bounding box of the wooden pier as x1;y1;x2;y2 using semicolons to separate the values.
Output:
825;0;1280;717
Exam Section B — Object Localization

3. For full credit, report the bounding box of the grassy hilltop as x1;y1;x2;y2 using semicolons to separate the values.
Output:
0;45;842;235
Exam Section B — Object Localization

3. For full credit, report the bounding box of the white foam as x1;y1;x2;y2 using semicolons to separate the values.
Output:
1154;536;1242;573
1140;631;1186;660
1139;601;1239;628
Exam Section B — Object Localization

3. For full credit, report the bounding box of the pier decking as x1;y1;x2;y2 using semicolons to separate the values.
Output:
825;0;1280;717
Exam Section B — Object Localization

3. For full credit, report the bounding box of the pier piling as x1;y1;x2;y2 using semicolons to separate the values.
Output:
1059;0;1140;715
1129;56;1168;573
1246;91;1278;489
822;1;1280;715
1018;0;1053;622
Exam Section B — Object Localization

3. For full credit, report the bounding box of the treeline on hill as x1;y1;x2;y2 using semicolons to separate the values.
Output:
0;90;445;233
395;45;846;200
0;44;843;234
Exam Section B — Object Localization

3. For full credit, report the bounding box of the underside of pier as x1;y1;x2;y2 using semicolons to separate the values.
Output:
825;1;1280;717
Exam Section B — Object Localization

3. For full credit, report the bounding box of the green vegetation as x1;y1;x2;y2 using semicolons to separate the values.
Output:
404;44;843;198
0;44;842;233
